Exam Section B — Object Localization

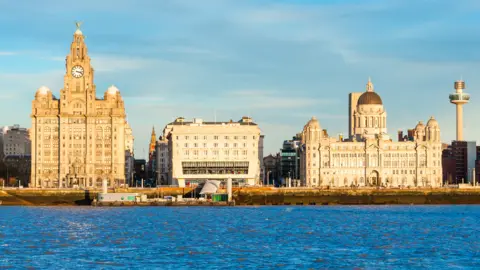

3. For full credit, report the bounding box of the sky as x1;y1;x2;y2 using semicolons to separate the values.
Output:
0;0;480;159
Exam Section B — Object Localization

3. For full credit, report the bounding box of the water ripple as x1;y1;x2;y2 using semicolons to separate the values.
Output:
0;205;480;268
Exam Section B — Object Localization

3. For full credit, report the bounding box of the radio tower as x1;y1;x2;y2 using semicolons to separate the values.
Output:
449;80;470;141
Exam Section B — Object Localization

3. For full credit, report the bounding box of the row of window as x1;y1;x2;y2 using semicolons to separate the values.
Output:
39;125;116;133
307;169;436;176
181;142;255;148
307;159;434;168
176;135;257;140
183;149;251;156
308;145;440;151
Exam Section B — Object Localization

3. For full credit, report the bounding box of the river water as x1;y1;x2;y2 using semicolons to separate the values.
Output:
1;205;479;269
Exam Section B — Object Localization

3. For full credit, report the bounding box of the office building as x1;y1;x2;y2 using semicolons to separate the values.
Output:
30;24;132;188
164;116;262;187
300;79;442;187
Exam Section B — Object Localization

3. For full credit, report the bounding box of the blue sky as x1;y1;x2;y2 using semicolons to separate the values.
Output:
1;0;480;158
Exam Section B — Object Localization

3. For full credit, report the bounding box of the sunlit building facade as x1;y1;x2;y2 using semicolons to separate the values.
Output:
165;117;262;187
30;25;132;188
300;79;442;188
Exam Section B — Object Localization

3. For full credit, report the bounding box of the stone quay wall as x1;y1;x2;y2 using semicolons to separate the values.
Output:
1;187;480;206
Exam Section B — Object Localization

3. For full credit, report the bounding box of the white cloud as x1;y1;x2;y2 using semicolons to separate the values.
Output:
225;89;339;109
0;94;17;100
0;70;64;96
166;46;214;55
0;51;17;56
90;54;157;72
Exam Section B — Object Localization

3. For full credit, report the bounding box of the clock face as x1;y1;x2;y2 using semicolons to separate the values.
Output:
71;65;84;78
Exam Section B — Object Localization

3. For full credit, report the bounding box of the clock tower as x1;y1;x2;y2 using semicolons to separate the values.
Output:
61;22;96;116
30;23;133;188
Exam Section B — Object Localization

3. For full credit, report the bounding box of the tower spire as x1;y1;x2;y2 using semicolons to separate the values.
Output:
149;126;157;154
366;77;374;92
74;21;83;35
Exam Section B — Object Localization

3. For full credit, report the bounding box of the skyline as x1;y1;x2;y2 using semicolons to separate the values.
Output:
1;0;480;158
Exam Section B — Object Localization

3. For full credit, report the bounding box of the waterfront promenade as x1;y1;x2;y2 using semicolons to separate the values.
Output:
2;187;480;206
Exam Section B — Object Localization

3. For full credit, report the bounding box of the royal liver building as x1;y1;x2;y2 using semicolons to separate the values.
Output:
300;79;442;188
30;24;132;188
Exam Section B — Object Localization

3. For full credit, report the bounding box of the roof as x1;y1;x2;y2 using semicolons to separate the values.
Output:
167;121;257;126
357;91;383;105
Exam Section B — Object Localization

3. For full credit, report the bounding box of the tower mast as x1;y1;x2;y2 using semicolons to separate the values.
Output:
449;80;470;141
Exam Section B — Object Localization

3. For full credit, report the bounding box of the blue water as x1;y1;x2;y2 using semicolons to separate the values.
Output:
1;206;480;269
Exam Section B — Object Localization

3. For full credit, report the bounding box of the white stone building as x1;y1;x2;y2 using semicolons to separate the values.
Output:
163;117;262;187
300;79;442;188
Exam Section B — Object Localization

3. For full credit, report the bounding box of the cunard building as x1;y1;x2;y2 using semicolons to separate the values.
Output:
30;24;132;188
300;79;443;188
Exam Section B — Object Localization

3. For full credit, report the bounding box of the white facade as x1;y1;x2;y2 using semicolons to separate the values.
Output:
352;79;387;139
164;117;262;187
300;79;443;188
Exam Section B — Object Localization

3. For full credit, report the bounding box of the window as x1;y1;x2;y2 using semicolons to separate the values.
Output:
225;136;229;139
214;136;219;140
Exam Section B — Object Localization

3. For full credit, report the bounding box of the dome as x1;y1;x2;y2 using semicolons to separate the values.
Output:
75;29;83;35
415;121;425;130
36;86;51;96
306;116;320;129
107;85;119;95
427;116;439;127
357;91;383;105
